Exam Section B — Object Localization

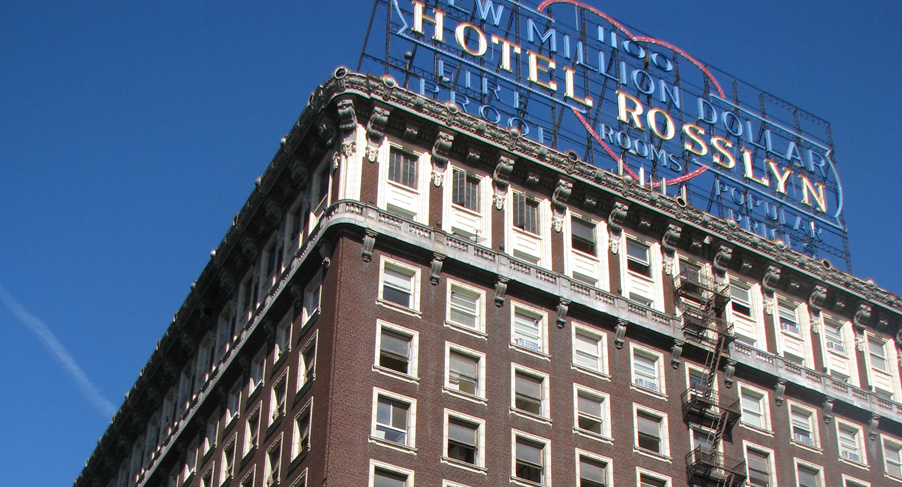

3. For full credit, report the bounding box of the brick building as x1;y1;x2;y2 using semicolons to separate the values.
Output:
74;68;902;487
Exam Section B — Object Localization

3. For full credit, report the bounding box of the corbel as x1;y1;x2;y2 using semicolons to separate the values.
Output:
723;360;736;387
431;131;454;187
180;333;197;355
854;304;871;333
492;155;514;210
290;281;305;312
163;360;179;383
637;217;651;233
289;158;309;186
551;179;572;233
583;194;597;210
823;397;834;424
336;98;357;157
808;285;827;328
661;224;682;276
607;202;628;254
689;237;704;254
265;200;283;227
740;260;753;274
241;236;258;262
219;270;236;296
262;319;275;345
525;171;541;187
465;147;481;166
762;265;781;315
614;319;628;349
318;241;332;269
365;106;390;162
403;120;420;141
713;244;732;279
774;379;786;406
555;299;569;329
430;254;445;286
494;277;509;307
868;414;879;441
670;340;684;369
361;230;377;262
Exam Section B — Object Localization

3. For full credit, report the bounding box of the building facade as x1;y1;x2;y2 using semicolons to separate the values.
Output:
74;69;902;487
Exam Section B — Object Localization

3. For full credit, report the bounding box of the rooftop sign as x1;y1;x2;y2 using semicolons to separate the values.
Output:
360;0;850;270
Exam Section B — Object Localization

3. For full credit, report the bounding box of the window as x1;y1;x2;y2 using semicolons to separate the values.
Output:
631;345;663;394
512;305;546;353
444;410;483;467
270;373;288;425
389;149;417;188
240;467;256;487
221;437;236;484
514;433;549;484
446;345;483;397
843;477;870;487
634;407;668;456
452;169;479;211
739;384;770;430
626;239;651;276
789;403;818;448
795;461;822;487
571;217;597;255
274;313;292;362
744;444;773;487
203;414;218;457
376;322;418;377
869;336;888;372
302;274;321;325
731;282;753;318
778;301;801;335
292;401;312;460
298;334;317;391
837;422;865;464
883;436;902;478
373;390;415;447
250;348;266;394
573;325;607;374
380;259;419;310
200;466;213;487
687;367;709;396
370;461;413;487
638;470;669;487
312;161;330;219
513;192;539;234
244;405;261;458
577;452;610;487
196;333;215;388
575;385;609;437
185;438;199;481
226;381;241;424
824;318;847;355
265;436;282;486
513;367;548;417
290;471;308;487
447;282;483;332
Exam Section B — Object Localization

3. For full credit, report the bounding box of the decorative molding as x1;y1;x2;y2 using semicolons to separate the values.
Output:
265;200;282;227
670;340;684;369
724;360;736;388
555;299;569;328
492;155;514;210
431;131;454;187
290;282;304;312
219;270;236;296
361;230;377;262
868;414;879;441
494;277;509;307
402;120;420;141
774;379;786;406
551;179;572;233
614;319;628;349
525;171;540;187
661;224;681;276
823;397;834;424
241;236;258;262
809;285;827;323
336;98;357;157
854;304;871;332
318;241;332;269
713;244;732;279
365;106;390;162
607;202;628;254
429;254;445;285
289;159;309;186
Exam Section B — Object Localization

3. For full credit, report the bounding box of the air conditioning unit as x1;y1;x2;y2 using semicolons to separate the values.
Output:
635;378;658;392
514;337;541;351
842;450;861;462
827;341;846;353
781;322;800;334
793;433;814;446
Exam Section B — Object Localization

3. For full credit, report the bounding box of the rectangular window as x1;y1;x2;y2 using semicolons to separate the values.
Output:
452;169;480;211
512;307;545;353
373;468;409;487
270;373;288;424
626;239;651;276
789;404;817;447
203;415;218;456
292;401;312;460
571;218;596;255
244;405;260;457
221;437;236;484
838;423;864;463
573;326;606;373
448;350;480;396
577;453;609;487
824;319;846;354
740;385;769;430
446;414;481;466
448;284;482;331
374;394;411;446
513;192;539;235
636;410;665;454
514;369;546;416
265;438;282;486
382;265;415;308
302;275;321;324
869;337;888;372
632;347;662;393
639;473;668;487
250;348;265;394
884;437;902;478
514;435;547;484
298;334;317;391
274;313;292;362
745;447;772;487
378;327;412;375
796;462;822;487
575;386;608;437
389;149;417;189
778;301;800;335
731;283;752;318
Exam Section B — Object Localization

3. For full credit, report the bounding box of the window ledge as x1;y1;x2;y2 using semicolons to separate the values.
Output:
368;436;417;455
444;321;487;339
630;383;668;401
272;351;290;371
240;445;257;467
510;408;552;426
376;299;422;318
573;427;614;445
248;384;264;403
450;203;482;218
885;473;902;484
632;447;672;463
837;456;869;470
223;414;240;434
509;475;547;487
442;387;487;405
572;364;611;382
294;381;313;405
739;422;774;438
298;310;320;338
441;456;487;474
372;365;420;384
509;343;551;361
790;439;822;454
287;449;309;476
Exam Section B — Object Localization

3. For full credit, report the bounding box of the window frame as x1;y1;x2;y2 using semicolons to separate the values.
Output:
374;320;419;379
291;398;313;461
442;409;485;469
511;364;550;420
572;324;609;377
220;434;237;485
269;370;289;426
264;434;283;487
369;459;414;487
444;342;486;400
573;384;611;439
633;404;670;458
743;441;775;487
243;402;261;459
738;383;772;432
630;344;665;396
274;311;293;364
371;388;417;450
451;168;480;212
378;257;421;313
301;272;322;326
788;401;820;450
297;331;318;393
794;458;824;487
512;430;551;486
445;280;486;334
511;303;548;355
575;449;613;487
636;467;671;487
882;434;902;480
836;420;867;465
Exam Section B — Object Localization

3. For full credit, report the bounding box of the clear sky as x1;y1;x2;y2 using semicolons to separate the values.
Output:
2;1;901;486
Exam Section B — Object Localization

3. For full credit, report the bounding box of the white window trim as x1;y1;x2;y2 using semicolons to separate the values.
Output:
301;271;322;327
842;474;870;487
636;466;671;487
243;402;262;459
865;333;902;400
738;382;772;434
511;429;551;487
291;398;313;461
269;370;289;426
726;276;766;348
274;310;293;364
632;404;670;460
444;342;486;401
510;302;549;356
288;468;308;487
619;233;664;311
369;459;415;487
881;434;902;481
264;433;283;487
573;383;612;441
370;387;417;452
374;320;420;381
630;343;666;398
220;434;238;485
836;419;867;467
377;142;430;224
774;297;814;367
442;408;486;471
572;323;610;378
686;365;716;396
297;331;318;392
442;163;491;240
787;400;820;451
378;257;422;315
576;448;613;487
511;363;551;422
249;347;266;396
504;187;552;269
239;466;256;487
445;279;487;336
564;211;610;290
742;441;776;487
794;457;824;487
818;312;860;387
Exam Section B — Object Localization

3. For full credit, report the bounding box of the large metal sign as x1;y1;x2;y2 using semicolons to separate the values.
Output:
359;0;851;270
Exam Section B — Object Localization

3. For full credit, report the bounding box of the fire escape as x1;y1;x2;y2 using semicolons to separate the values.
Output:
674;268;746;487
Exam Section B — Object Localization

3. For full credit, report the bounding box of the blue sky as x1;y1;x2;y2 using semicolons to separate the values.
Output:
2;1;901;485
